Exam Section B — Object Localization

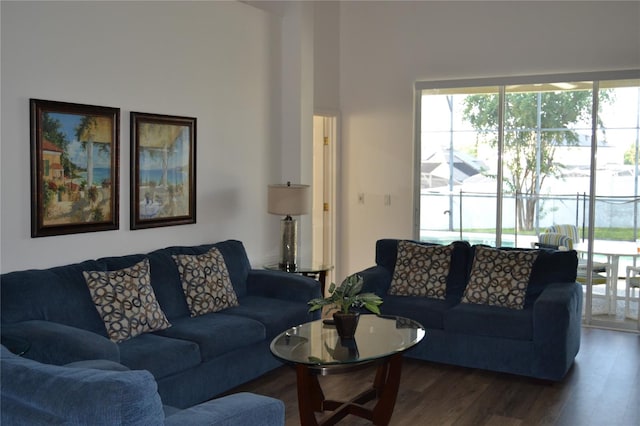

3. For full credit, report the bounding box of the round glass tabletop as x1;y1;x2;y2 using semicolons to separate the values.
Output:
263;263;333;274
270;314;425;367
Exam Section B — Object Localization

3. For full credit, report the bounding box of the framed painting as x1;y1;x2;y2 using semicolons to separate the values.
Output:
30;99;120;237
130;112;196;229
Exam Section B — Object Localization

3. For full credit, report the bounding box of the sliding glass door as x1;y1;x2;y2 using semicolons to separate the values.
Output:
589;81;639;330
415;71;640;331
418;86;499;246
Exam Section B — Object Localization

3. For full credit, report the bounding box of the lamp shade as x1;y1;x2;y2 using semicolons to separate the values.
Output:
268;183;310;216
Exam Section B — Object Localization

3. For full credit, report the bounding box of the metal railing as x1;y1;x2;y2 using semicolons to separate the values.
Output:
419;190;640;245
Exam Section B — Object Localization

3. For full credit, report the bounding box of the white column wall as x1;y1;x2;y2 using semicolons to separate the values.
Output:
279;1;315;264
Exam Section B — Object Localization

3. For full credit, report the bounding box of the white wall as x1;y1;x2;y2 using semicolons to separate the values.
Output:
3;1;639;279
338;1;640;274
1;1;284;272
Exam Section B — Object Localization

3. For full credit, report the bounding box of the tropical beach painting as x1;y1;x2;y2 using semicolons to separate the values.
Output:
130;112;196;229
30;99;119;237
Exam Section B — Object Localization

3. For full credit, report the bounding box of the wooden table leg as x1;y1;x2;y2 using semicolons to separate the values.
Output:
296;364;322;426
301;271;327;295
294;354;404;426
371;353;403;425
318;271;327;295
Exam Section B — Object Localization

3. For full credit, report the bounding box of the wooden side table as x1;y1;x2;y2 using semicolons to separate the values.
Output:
264;263;334;295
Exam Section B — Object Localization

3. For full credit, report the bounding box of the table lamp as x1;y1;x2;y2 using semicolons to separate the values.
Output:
268;182;310;271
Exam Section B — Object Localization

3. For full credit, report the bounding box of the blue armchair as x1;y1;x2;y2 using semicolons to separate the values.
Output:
0;345;284;425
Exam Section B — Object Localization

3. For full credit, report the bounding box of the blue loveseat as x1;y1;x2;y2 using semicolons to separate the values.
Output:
0;240;321;409
357;239;583;381
1;345;285;425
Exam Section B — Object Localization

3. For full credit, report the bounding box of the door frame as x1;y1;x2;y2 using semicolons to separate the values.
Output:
313;112;339;290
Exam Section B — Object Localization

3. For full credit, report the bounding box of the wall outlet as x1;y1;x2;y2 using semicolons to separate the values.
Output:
358;193;365;204
384;194;391;206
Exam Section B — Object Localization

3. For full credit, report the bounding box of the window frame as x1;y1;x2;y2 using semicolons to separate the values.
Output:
413;70;640;244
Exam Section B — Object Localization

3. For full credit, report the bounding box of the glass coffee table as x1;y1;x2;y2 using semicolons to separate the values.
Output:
270;314;425;426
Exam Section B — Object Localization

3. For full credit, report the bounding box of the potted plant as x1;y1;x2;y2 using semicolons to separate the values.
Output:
308;274;383;339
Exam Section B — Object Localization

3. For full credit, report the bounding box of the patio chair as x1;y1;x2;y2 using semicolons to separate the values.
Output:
625;266;640;321
542;224;610;274
576;263;610;286
545;224;579;245
534;232;573;251
534;228;611;307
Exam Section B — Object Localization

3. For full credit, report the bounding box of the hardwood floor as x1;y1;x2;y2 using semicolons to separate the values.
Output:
229;328;639;425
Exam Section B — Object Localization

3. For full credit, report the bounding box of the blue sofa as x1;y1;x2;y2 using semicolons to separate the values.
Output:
357;239;583;381
1;345;285;425
0;240;321;408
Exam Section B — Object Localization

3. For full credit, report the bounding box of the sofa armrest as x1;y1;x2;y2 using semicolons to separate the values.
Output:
358;265;392;297
246;269;322;303
1;346;163;425
532;281;583;380
164;392;284;426
1;320;119;365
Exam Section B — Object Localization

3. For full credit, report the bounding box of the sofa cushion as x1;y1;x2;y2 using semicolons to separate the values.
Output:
379;295;456;330
118;333;201;379
161;240;251;298
164;392;285;426
375;239;471;302
1;345;164;425
444;303;534;341
65;359;131;371
462;246;538;310
224;295;316;338
388;241;452;299
173;247;240;317
100;240;252;322
154;314;265;361
83;258;171;343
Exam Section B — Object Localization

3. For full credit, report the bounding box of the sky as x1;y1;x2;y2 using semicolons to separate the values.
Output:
49;112;111;168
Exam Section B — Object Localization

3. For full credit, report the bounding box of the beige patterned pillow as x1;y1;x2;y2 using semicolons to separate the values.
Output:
172;247;239;317
83;258;171;343
388;241;453;299
462;246;539;310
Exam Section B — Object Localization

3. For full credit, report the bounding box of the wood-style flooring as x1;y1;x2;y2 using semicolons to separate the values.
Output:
228;328;639;426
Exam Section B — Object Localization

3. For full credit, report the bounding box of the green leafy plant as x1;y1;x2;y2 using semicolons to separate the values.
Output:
308;274;383;315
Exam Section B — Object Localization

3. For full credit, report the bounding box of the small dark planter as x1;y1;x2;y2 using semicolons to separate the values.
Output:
333;312;360;339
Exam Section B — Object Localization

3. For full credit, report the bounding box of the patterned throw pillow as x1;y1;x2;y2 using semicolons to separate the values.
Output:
462;246;539;310
172;247;239;317
388;241;453;299
83;258;171;343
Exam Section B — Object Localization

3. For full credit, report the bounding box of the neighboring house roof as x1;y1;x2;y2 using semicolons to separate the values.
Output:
421;149;486;188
